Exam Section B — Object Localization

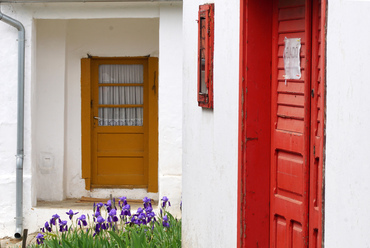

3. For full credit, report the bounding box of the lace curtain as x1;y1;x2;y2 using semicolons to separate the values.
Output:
98;64;144;126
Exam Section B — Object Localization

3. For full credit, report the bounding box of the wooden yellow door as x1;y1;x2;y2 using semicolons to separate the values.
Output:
81;57;158;192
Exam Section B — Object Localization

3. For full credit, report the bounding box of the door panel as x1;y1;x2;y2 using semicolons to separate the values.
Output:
271;0;311;247
81;57;158;191
92;59;148;188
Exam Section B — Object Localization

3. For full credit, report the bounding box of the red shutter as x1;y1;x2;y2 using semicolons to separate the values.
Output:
198;4;214;108
270;0;311;247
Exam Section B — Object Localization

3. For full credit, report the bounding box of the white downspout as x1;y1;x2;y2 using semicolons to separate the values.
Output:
0;7;25;239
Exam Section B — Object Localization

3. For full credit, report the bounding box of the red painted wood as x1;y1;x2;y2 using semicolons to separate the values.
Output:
238;0;272;247
238;1;325;247
270;1;311;247
197;4;214;109
309;1;325;248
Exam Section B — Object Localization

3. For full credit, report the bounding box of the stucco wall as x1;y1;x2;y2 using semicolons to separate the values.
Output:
0;2;182;237
325;1;370;247
0;4;34;238
158;4;183;216
182;0;239;247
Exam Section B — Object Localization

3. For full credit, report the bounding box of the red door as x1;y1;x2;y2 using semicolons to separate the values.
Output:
238;0;325;247
270;0;312;247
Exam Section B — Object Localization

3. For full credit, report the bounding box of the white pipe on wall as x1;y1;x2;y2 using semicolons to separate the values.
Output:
0;8;25;239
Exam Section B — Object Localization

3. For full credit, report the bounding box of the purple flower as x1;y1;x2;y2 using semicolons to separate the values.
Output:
145;206;153;213
130;216;140;225
50;214;60;226
108;209;119;223
143;197;152;208
97;216;105;224
121;204;131;217
147;211;156;222
96;202;103;212
104;200;113;212
93;210;100;222
162;215;170;228
66;209;79;220
36;233;45;245
119;196;127;207
59;220;68;232
77;214;88;227
42;221;52;232
161;196;171;208
136;207;143;214
94;216;107;236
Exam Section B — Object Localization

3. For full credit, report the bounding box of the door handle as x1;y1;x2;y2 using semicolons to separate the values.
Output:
94;116;101;120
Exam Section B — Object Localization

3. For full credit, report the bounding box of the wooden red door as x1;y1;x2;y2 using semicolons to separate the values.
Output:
270;0;312;247
238;0;325;247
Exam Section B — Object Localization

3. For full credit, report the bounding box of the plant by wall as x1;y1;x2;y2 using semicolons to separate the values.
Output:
29;196;181;248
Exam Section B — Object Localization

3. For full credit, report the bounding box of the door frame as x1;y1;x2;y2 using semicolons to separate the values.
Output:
81;56;158;192
237;0;327;247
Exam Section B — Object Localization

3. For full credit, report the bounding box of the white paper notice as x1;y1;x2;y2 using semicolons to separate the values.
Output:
283;38;301;84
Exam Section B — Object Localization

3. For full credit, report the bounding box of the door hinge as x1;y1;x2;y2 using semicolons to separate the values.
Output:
311;89;315;98
91;100;93;108
313;145;316;157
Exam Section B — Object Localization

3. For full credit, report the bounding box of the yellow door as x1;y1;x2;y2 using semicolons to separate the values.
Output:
81;57;158;192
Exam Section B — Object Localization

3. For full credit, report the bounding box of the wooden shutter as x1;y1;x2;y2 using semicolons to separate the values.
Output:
197;4;214;108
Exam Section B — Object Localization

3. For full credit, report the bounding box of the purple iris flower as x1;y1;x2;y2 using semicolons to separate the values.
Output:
143;197;152;208
119;196;127;207
66;209;79;220
136;207;143;215
104;200;112;212
97;216;105;224
162;215;170;228
59;220;68;232
93;210;100;221
120;204;131;217
36;233;45;245
161;196;171;208
147;211;156;222
96;202;103;212
77;214;88;227
50;214;60;226
130;216;140;225
42;221;52;232
94;215;107;236
108;209;119;223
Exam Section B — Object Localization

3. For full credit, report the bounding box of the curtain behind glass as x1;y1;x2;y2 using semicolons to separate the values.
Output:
98;64;144;126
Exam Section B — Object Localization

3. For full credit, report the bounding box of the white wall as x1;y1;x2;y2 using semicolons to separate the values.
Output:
182;0;239;247
0;4;34;238
325;1;370;247
158;4;183;217
0;2;183;237
36;20;67;201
